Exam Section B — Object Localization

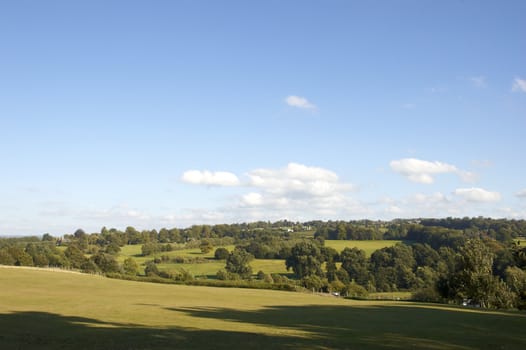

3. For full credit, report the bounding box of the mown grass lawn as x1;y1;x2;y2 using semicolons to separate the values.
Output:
1;267;525;350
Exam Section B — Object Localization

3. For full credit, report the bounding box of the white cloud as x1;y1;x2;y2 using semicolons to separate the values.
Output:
390;158;471;184
236;163;357;218
516;189;526;198
247;162;352;197
512;77;526;93
181;170;240;186
381;192;457;218
285;95;317;110
470;76;487;88
241;192;263;206
179;163;357;221
386;205;403;214
453;187;501;202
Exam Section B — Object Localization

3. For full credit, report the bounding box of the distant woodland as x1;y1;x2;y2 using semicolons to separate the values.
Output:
1;218;525;309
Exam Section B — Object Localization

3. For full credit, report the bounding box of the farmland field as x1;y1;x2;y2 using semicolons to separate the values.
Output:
324;239;404;256
117;240;404;277
1;267;525;350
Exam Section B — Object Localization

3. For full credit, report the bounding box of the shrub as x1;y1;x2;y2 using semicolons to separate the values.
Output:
214;247;230;260
344;282;369;298
412;287;442;303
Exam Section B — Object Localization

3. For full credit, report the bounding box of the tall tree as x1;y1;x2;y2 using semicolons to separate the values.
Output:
225;247;254;279
340;247;369;286
440;239;516;309
286;241;324;279
122;257;139;276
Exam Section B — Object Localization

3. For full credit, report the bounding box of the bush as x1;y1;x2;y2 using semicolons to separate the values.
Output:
216;269;240;280
214;247;230;260
344;282;369;298
329;280;346;294
144;261;160;276
256;270;274;283
216;269;228;280
412;287;442;303
200;240;213;254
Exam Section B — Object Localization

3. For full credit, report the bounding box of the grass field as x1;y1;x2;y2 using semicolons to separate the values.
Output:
158;259;289;278
1;267;525;350
324;239;404;256
117;240;403;278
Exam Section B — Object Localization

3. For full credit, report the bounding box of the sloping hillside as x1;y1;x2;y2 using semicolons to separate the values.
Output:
1;267;525;349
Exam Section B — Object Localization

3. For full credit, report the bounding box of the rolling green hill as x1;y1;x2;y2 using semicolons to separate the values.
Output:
117;240;403;278
1;267;525;349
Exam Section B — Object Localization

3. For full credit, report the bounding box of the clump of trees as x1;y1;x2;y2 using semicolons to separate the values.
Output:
283;234;526;308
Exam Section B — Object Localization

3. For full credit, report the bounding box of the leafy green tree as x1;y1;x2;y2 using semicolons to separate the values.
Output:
415;266;439;288
73;229;89;250
369;244;416;291
343;281;369;298
340;247;369;286
91;252;119;273
42;233;55;242
412;243;440;268
214;247;230;260
440;239;516;309
8;246;33;266
216;269;229;280
505;266;526;309
122;257;139;276
199;240;213;254
513;246;526;269
80;259;98;273
105;242;121;255
326;260;338;282
0;248;15;265
225;247;253;279
64;245;88;269
329;279;346;294
456;239;494;305
302;275;325;292
47;252;69;268
335;267;351;284
286;241;324;279
144;261;160;276
141;242;158;256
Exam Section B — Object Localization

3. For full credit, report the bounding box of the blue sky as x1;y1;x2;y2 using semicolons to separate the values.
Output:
1;1;525;236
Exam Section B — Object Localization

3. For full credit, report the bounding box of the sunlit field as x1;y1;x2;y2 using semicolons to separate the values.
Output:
324;240;404;256
1;267;525;350
117;240;401;278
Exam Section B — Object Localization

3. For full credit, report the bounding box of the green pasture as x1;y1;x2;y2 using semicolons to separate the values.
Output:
116;240;402;278
368;291;412;300
158;259;288;278
251;259;289;275
324;240;403;256
1;267;525;350
117;244;234;264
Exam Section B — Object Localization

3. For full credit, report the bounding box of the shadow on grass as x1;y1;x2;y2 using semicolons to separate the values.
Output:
166;303;526;350
1;304;525;350
0;311;298;350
